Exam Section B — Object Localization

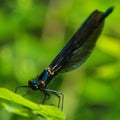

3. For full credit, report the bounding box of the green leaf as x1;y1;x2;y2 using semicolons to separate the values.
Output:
0;88;66;120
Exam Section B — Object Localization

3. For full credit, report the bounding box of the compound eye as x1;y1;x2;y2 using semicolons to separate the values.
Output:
39;81;46;88
28;80;33;86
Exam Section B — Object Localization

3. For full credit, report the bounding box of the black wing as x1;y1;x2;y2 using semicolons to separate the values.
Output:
48;7;113;74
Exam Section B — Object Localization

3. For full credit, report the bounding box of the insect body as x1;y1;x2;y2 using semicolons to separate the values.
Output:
15;7;114;110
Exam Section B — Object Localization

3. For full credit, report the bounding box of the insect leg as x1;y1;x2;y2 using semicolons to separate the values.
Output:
41;90;50;104
45;88;64;111
15;85;29;93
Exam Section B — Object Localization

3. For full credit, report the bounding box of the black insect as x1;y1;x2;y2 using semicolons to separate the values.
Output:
15;7;114;110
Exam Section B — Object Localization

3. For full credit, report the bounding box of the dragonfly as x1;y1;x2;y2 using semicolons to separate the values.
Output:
15;7;114;111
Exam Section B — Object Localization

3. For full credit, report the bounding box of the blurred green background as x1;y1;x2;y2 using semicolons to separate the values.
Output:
0;0;120;120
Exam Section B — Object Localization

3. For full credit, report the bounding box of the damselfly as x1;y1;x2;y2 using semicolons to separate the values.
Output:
15;7;114;111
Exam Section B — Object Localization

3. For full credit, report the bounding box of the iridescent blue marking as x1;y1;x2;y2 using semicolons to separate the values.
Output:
32;80;39;87
41;70;50;82
38;69;53;85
